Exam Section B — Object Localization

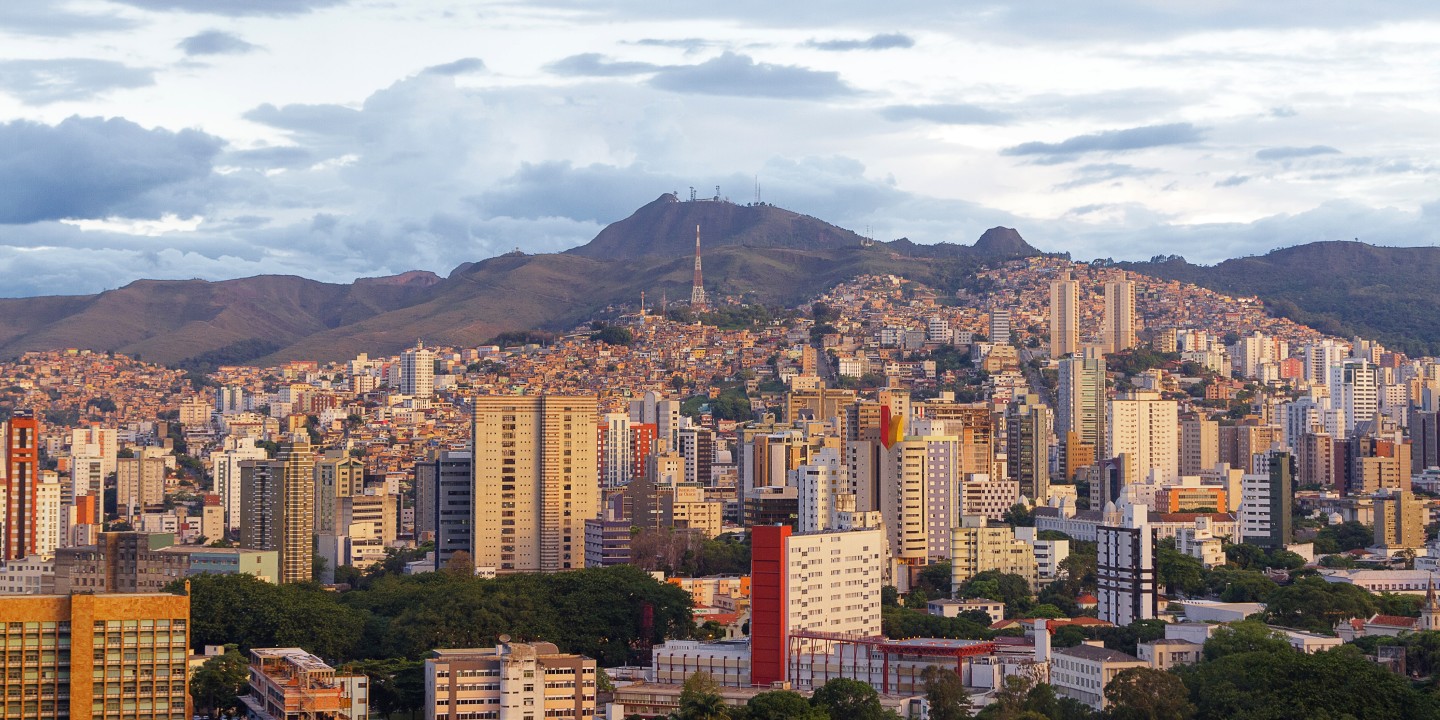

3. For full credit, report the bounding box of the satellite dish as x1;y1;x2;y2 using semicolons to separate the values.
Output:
499;634;512;643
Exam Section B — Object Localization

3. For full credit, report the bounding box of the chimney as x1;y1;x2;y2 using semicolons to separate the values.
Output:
1034;619;1050;662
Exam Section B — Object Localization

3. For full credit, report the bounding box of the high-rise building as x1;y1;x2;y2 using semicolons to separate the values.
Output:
1107;391;1179;484
750;526;883;687
70;426;118;478
0;591;191;720
796;447;846;533
401;341;436;398
1058;352;1107;461
116;456;166;518
36;474;62;557
1376;488;1426;551
3;412;40;561
1179;417;1219;477
988;308;1012;345
881;434;961;564
1097;504;1157;626
53;532;188;594
473;396;598;573
240;438;315;583
1049;271;1080;358
679;426;715;486
314;454;365;534
630;391;683;453
1332;359;1379;439
1239;453;1293;549
1007;394;1052;503
1102;277;1136;354
597;413;634;490
425;643;596;720
211;437;269;530
423;451;473;570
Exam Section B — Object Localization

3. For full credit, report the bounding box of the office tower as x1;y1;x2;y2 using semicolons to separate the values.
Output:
881;434;961;565
315;454;365;534
1102;277;1136;354
3;413;40;561
678;426;714;486
240;438;315;583
426;643;596;720
1097;504;1157;626
630;391;682;453
1107;391;1179;484
1179;417;1219;476
1414;411;1440;473
212;438;269;530
424;451;473;570
1239;453;1293;549
1007;394;1052;503
690;224;707;310
989;308;1012;345
951;515;1039;589
1376;489;1426;550
401;341;436;397
0;591;190;720
473;396;597;573
1049;271;1080;357
1058;350;1106;469
750;526;883;687
116;455;166;517
1332;359;1379;438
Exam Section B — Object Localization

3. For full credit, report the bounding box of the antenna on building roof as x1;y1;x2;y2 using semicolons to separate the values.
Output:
689;187;696;202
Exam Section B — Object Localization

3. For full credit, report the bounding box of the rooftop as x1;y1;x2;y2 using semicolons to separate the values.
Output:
1055;645;1147;664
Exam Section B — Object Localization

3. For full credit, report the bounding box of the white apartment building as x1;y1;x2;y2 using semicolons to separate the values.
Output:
426;642;596;720
1107;392;1179;484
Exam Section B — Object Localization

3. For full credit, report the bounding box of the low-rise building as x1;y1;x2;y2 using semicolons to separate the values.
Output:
240;647;368;720
927;598;1005;624
1137;638;1202;670
1048;643;1148;711
425;641;596;720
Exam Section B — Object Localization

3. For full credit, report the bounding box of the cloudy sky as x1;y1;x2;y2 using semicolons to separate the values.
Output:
2;1;1439;296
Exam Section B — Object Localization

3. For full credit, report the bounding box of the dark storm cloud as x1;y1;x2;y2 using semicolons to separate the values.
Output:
881;103;1012;125
546;53;664;77
0;116;223;224
1255;145;1340;161
805;33;914;51
177;30;259;56
649;52;854;99
0;59;154;105
422;58;486;76
1002;123;1204;163
106;0;348;16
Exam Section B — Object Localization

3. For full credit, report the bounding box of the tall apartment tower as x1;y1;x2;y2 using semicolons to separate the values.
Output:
1007;394;1053;503
473;396;598;573
3;413;40;561
1180;417;1220;476
690;224;707;311
630;391;683;453
314;454;365;534
1375;489;1426;550
115;455;166;517
1058;351;1107;461
880;434;961;564
401;341;436;397
1102;277;1136;354
1097;504;1157;626
988;308;1012;345
1239;452;1293;549
1049;271;1080;357
212;437;268;530
1332;359;1379;438
1107;391;1179;484
425;450;474;570
240;438;315;583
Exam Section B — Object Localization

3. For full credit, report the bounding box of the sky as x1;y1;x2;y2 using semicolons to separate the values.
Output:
1;1;1439;296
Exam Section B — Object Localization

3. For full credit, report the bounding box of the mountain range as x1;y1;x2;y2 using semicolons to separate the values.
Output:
3;192;1435;366
0;194;1044;365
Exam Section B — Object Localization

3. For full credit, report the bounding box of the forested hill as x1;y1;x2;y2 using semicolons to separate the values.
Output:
1122;241;1440;356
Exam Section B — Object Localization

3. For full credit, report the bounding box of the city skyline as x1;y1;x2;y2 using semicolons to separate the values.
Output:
2;2;1440;295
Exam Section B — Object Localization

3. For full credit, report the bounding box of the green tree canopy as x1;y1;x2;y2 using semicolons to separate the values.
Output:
810;678;893;720
1201;620;1289;661
923;665;974;720
1105;667;1195;720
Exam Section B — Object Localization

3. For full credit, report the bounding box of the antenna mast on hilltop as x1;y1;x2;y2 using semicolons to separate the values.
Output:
691;225;708;311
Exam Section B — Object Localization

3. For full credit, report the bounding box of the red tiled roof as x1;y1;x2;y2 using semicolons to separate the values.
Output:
1368;615;1418;628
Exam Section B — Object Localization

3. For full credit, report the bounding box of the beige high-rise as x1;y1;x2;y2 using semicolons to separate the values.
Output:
1107;392;1179;484
1050;271;1080;358
473;396;598;572
240;438;315;584
1102;277;1136;354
